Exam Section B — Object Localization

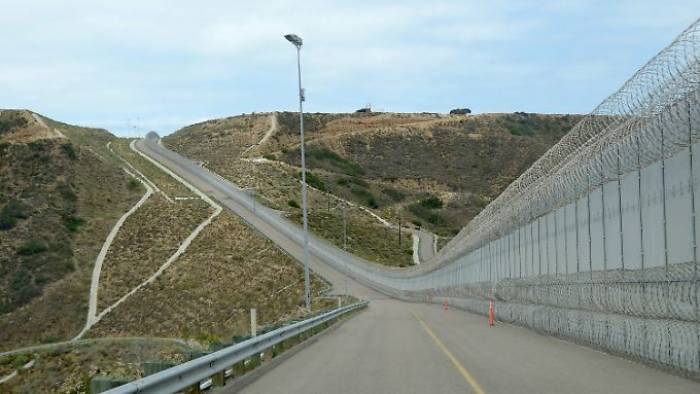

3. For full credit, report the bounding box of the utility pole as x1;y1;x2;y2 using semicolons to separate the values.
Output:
399;211;403;247
285;33;311;311
343;203;347;250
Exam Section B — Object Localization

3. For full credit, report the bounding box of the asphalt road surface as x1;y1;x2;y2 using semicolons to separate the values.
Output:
417;228;437;263
136;137;700;394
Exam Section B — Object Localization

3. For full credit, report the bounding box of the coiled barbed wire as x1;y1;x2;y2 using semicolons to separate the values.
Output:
438;18;700;266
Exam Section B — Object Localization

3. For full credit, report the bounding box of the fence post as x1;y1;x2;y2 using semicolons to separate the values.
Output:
636;133;649;360
587;174;594;317
687;97;700;373
251;308;257;338
575;197;581;311
617;146;627;351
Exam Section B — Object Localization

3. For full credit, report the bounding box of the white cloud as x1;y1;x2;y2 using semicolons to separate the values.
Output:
0;0;696;135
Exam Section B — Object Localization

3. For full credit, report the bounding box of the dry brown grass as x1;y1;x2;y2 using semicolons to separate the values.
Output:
97;195;212;311
163;131;419;267
110;139;194;198
164;111;581;251
0;110;57;143
90;210;326;343
166;113;272;163
0;126;142;350
2;339;189;393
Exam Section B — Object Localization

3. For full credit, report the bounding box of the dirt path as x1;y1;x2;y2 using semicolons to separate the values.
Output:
107;141;174;203
31;112;66;139
241;112;278;156
74;167;154;340
74;139;222;340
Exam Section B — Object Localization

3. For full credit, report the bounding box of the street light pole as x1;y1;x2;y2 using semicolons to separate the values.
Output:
343;203;347;251
285;33;311;311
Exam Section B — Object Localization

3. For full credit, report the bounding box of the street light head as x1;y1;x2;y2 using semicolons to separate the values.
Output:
284;33;303;48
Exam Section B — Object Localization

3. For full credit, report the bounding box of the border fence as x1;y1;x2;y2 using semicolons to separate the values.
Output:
146;18;700;378
325;18;700;377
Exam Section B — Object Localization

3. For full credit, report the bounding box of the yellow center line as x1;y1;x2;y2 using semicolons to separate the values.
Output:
412;312;487;394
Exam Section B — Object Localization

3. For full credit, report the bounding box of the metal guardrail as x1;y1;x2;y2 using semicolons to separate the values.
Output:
104;301;368;394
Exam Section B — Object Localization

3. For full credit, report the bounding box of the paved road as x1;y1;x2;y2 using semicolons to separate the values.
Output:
136;137;700;394
236;300;699;394
417;228;437;263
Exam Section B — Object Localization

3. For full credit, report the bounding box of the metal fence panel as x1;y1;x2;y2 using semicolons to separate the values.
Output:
621;171;643;270
590;187;605;271
604;180;623;270
641;161;666;268
565;202;578;275
556;208;566;275
577;195;591;273
545;213;554;275
666;149;693;265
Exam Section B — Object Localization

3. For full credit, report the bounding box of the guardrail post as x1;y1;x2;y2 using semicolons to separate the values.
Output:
233;360;246;376
262;347;273;363
212;370;225;387
143;361;175;376
184;382;202;394
90;376;131;393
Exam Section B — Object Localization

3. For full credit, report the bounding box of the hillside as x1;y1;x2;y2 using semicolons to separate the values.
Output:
0;110;142;344
0;110;329;392
164;111;582;257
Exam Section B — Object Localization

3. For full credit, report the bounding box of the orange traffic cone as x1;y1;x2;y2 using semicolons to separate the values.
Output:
443;299;449;311
488;301;494;327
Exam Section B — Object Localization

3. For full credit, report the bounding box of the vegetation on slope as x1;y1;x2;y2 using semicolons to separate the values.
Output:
1;340;190;393
275;112;582;238
1;112;336;390
288;210;414;267
165;111;580;261
0;111;142;348
163;113;421;267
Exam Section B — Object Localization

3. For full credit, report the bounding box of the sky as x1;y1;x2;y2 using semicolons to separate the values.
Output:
1;1;698;137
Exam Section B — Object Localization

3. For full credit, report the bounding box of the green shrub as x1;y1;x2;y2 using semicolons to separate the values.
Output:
298;171;326;191
63;216;85;232
0;112;28;135
17;240;48;256
382;188;405;202
337;177;368;188
0;199;31;230
419;196;443;209
306;146;365;176
61;143;77;159
288;200;300;208
350;187;379;209
263;153;276;160
409;203;446;226
127;178;141;190
28;141;44;152
10;353;32;369
0;213;17;230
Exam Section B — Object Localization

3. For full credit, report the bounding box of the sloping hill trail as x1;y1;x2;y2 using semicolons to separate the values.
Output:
0;110;143;349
